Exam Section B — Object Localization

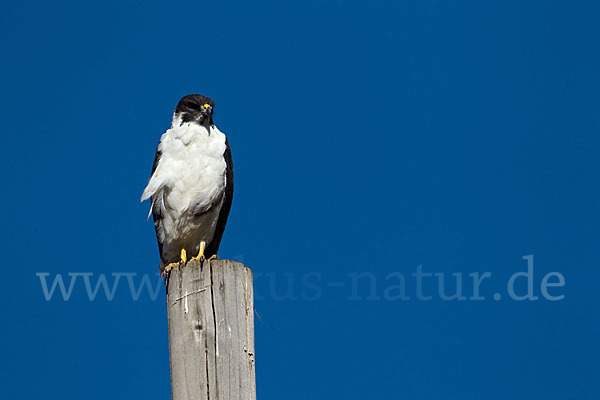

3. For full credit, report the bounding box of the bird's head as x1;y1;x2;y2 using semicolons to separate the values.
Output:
174;94;215;127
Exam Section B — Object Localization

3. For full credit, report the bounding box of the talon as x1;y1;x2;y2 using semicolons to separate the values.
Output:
163;261;180;273
192;241;206;262
207;254;218;261
161;268;171;286
161;248;188;278
161;262;176;284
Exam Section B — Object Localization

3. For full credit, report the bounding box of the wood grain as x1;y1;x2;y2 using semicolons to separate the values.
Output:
167;259;256;400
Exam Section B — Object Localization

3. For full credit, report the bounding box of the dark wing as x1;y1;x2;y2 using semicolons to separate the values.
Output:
149;145;166;262
206;137;234;258
150;144;161;176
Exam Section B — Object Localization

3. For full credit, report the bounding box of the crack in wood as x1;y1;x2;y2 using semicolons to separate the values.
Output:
170;285;212;306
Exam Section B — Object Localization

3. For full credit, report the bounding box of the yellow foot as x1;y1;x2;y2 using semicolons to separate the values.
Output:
207;254;218;261
180;248;187;263
192;241;207;262
162;249;188;275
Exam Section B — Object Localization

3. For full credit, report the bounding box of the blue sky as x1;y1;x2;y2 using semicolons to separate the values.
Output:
1;0;599;399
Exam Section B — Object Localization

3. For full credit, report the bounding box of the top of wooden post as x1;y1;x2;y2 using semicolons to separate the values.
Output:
166;259;256;400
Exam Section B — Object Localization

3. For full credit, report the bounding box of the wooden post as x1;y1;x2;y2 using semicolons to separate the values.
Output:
166;259;256;400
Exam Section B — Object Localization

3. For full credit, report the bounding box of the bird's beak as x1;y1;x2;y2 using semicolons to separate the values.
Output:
201;103;212;115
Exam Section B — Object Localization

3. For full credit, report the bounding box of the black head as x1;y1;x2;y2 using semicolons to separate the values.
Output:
175;94;215;126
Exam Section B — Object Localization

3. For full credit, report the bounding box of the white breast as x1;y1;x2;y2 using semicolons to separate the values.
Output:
143;119;226;206
159;124;226;211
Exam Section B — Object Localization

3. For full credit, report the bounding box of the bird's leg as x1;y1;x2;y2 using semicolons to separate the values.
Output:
181;248;187;263
162;249;188;275
192;241;206;262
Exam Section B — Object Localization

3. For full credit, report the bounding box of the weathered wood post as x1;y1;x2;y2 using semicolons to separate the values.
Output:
166;259;256;400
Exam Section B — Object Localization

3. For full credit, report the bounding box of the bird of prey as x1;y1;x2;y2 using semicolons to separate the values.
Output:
141;94;233;274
